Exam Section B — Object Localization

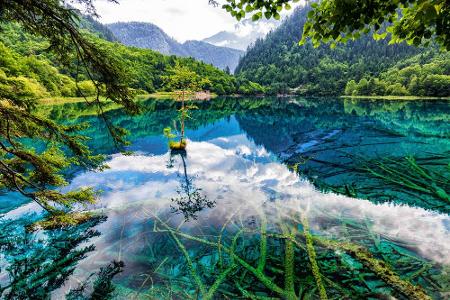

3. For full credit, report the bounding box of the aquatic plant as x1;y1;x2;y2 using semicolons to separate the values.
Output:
103;202;445;299
163;127;187;150
363;155;449;204
290;151;450;213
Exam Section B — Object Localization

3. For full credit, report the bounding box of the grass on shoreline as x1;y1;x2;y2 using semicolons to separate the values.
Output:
39;92;219;106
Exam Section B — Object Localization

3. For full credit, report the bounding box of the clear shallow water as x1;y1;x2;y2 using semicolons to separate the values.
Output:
1;97;449;299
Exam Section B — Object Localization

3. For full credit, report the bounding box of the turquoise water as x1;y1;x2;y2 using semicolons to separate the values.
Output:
1;97;449;299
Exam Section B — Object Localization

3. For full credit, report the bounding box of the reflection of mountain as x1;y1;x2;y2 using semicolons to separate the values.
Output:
233;99;450;212
42;97;450;212
4;102;449;298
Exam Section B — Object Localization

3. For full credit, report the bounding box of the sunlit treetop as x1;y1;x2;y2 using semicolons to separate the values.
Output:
162;63;212;92
220;0;450;50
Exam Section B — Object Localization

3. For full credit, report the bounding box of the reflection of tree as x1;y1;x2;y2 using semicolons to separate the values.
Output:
235;99;450;212
167;151;215;221
0;215;122;299
66;261;124;300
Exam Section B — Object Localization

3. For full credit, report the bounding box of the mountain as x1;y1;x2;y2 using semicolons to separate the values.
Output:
203;30;260;51
203;19;279;51
181;40;243;71
106;22;182;55
0;21;246;97
236;6;425;95
107;22;244;72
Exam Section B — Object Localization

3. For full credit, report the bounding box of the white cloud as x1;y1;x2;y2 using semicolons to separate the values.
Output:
78;0;301;42
84;0;238;42
62;139;450;265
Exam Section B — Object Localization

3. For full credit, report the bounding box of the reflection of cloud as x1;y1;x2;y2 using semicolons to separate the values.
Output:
5;136;449;269
165;7;183;16
61;138;450;265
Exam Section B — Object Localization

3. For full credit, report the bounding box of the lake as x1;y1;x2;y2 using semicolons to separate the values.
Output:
1;97;449;299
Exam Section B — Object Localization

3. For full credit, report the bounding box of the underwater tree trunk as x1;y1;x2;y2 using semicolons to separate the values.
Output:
181;90;185;141
181;154;190;196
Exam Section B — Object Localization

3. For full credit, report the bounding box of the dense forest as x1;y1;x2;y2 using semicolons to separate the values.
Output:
0;20;264;99
3;5;448;99
236;6;450;97
345;51;450;97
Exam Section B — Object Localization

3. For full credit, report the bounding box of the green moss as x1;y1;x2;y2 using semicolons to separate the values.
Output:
302;215;328;300
315;238;431;300
140;208;439;299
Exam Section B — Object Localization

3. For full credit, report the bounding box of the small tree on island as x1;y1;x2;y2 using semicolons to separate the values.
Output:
162;64;211;150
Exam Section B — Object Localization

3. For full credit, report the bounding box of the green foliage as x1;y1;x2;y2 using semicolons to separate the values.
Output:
66;261;125;300
88;38;239;94
236;6;422;95
221;0;299;22
345;50;450;96
299;0;450;50
237;78;266;95
0;3;252;218
163;127;176;139
0;0;138;217
222;0;450;49
162;63;211;92
76;80;97;97
0;214;106;298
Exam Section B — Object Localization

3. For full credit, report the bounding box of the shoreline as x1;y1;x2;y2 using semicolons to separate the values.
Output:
37;93;450;106
341;95;450;101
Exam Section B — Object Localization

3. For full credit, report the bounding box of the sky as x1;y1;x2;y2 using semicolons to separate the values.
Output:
77;0;300;42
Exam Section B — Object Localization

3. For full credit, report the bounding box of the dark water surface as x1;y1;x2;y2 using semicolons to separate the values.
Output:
1;97;449;299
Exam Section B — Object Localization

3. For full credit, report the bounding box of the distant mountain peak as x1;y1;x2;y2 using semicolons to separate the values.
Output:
202;19;280;51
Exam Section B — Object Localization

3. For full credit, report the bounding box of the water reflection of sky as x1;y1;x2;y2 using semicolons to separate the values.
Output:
2;99;449;298
5;115;450;271
59;129;449;267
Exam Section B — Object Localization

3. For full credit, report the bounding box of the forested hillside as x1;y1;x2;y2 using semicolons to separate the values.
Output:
345;51;450;97
236;6;450;97
0;22;262;98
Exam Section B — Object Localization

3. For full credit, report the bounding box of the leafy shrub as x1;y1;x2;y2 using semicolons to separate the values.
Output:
76;80;97;97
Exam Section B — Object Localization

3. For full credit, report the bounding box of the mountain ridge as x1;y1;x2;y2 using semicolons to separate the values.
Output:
107;22;244;72
236;6;424;95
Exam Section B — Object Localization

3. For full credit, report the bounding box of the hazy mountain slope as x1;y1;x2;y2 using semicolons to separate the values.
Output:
203;19;279;51
182;40;243;71
107;22;244;71
107;22;183;55
203;30;260;51
236;6;423;95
